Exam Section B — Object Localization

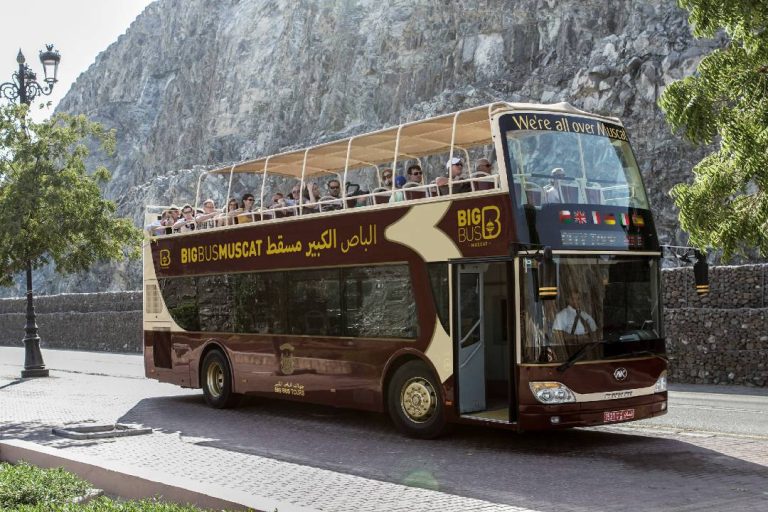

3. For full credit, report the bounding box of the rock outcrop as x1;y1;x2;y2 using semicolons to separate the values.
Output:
11;0;725;295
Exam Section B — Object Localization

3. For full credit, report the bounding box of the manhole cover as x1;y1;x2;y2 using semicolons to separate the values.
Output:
52;424;152;440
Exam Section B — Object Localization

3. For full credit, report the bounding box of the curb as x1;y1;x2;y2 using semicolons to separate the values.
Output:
0;439;314;512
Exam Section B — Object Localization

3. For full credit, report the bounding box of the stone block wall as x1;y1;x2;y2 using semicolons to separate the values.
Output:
0;292;142;353
663;264;767;387
0;265;765;386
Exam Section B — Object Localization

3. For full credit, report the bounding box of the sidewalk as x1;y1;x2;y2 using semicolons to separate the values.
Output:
0;347;534;512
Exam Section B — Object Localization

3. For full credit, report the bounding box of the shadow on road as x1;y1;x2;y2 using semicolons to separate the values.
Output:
117;393;768;512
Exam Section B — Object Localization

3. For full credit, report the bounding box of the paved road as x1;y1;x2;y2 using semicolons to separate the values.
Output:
2;347;767;511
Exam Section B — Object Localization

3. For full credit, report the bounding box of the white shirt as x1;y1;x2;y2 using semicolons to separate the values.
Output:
543;184;560;204
552;305;597;335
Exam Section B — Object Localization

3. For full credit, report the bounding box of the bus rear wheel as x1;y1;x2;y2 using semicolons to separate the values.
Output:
201;350;239;408
387;361;446;439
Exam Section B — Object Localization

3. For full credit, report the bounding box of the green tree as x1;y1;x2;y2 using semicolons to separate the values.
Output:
659;0;768;259
0;103;142;286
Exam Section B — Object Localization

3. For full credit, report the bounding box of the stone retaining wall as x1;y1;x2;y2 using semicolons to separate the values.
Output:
663;264;767;387
0;292;143;353
0;265;765;386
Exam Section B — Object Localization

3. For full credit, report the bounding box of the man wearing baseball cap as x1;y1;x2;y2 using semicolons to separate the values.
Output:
436;156;471;194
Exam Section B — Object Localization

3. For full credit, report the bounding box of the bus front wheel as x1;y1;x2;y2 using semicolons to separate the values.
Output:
201;350;239;408
387;361;446;439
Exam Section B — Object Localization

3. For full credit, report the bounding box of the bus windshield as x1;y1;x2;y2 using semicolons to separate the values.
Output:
521;255;664;364
504;118;650;210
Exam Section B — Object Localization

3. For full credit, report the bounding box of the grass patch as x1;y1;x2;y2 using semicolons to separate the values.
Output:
0;461;89;508
13;496;227;510
0;462;238;511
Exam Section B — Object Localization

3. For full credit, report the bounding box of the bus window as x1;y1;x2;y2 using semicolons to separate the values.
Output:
504;122;650;210
521;255;663;364
343;265;418;339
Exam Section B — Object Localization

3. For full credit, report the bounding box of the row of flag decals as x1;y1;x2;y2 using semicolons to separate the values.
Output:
559;210;645;227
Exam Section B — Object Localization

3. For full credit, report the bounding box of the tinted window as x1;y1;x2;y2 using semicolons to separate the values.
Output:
158;264;417;339
288;268;342;336
344;265;418;338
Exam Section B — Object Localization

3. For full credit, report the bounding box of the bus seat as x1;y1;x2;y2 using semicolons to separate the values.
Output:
470;171;496;191
585;184;603;204
372;187;392;204
236;213;255;224
524;183;543;207
402;182;427;200
558;182;581;203
513;182;523;205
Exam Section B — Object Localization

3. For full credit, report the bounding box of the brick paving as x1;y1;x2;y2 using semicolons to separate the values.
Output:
0;348;534;512
1;347;767;511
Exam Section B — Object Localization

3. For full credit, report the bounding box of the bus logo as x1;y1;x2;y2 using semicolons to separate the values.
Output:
279;343;295;375
457;205;501;245
159;249;171;268
613;367;628;381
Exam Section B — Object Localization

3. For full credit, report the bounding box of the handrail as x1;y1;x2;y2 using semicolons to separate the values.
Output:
194;171;207;211
259;155;272;222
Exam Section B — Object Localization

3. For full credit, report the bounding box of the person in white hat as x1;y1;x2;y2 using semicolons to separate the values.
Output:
436;156;471;194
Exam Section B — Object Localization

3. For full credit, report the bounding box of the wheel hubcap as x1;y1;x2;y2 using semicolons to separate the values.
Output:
206;361;224;398
401;377;436;423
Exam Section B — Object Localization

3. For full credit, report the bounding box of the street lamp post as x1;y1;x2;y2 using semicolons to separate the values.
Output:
0;45;61;378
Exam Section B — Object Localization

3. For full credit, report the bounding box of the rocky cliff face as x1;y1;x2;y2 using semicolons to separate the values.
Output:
14;0;723;295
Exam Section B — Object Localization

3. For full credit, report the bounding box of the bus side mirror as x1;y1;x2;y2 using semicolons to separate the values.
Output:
694;250;709;296
538;246;557;300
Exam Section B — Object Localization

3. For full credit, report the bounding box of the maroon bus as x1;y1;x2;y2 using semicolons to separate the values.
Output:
143;102;668;438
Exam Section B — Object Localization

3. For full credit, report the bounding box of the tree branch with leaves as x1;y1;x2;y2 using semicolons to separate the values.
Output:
0;103;142;287
659;0;768;259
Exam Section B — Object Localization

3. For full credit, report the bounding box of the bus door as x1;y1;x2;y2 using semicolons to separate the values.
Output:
454;262;512;422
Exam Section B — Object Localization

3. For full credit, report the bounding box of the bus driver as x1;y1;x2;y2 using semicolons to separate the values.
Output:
552;290;597;338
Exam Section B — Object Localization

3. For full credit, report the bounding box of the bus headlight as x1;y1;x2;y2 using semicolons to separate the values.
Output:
529;382;576;404
654;371;668;393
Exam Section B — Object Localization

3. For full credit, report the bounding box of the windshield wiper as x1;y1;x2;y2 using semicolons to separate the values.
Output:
602;350;668;362
557;340;607;372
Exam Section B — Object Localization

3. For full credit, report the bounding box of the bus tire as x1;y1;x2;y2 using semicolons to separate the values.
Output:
201;350;239;408
387;361;447;439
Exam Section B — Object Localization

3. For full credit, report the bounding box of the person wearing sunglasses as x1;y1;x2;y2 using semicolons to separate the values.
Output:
173;204;197;233
436;157;471;195
327;179;342;198
218;197;242;226
390;164;425;203
406;164;424;185
194;199;218;229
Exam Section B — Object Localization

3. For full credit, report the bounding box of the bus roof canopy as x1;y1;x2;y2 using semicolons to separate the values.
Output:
209;101;614;178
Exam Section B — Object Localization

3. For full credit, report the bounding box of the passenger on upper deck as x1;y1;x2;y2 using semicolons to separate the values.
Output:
327;179;341;198
286;184;302;206
270;192;286;208
218;197;241;226
380;168;393;188
390;165;422;203
476;158;493;174
543;168;565;204
195;199;218;229
435;157;471;195
242;193;256;211
147;207;179;236
173;204;197;233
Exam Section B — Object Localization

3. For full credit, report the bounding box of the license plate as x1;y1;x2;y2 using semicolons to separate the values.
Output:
604;409;635;422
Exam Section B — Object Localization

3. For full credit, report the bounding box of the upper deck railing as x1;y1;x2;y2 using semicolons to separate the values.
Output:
146;101;616;237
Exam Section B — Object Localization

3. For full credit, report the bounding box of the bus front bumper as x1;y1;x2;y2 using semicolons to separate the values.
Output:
517;393;667;431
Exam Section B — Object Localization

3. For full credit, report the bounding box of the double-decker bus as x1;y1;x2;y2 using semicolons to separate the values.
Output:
143;102;668;438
